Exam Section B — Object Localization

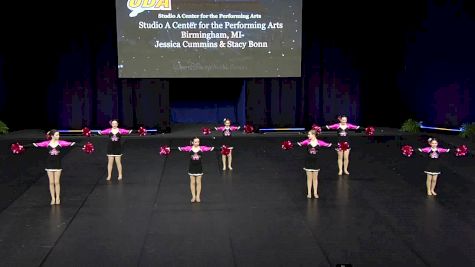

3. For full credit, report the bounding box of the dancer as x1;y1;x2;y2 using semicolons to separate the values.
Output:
325;115;360;175
418;138;450;196
99;119;132;180
297;129;332;198
178;137;214;203
32;129;76;205
215;118;240;170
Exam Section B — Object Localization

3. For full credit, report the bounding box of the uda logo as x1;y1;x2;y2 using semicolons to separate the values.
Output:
127;0;171;17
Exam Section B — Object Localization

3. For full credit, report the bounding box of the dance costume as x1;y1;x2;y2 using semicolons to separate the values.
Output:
325;123;360;151
178;146;214;176
418;147;450;175
33;140;75;171
99;128;132;156
215;125;240;149
297;139;332;172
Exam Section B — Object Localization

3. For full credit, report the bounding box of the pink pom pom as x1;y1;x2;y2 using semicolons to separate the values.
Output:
82;142;95;154
160;145;171;156
401;145;413;157
138;127;147;136
338;142;350;151
365;126;375;136
281;140;294;150
11;143;25;154
82;127;91;137
311;124;322;134
244;124;254;134
202;128;211;135
455;145;468;157
221;145;231;155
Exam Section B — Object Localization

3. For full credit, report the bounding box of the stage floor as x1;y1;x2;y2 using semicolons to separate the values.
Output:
0;130;474;266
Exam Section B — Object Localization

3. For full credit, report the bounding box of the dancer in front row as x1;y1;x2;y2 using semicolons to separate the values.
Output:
99;119;132;181
325;115;360;175
33;130;76;205
297;129;332;198
178;137;215;203
418;138;450;196
215;118;240;170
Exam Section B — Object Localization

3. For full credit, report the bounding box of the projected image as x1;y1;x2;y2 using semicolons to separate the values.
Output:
115;0;302;78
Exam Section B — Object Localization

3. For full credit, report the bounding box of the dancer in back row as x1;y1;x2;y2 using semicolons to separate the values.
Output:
99;119;132;181
325;115;360;175
215;118;240;170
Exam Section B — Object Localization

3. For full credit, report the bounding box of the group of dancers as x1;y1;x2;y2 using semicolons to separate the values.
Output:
14;116;463;205
173;118;240;202
18;119;130;205
294;116;459;198
16;118;238;205
293;115;360;199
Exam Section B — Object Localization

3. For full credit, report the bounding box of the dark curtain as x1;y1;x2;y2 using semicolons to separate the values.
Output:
245;47;360;128
397;0;475;127
46;33;170;130
2;0;475;130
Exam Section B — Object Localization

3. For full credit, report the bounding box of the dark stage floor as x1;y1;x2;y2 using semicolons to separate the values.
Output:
0;127;474;266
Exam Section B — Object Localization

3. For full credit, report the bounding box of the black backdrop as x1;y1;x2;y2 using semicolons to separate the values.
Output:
1;0;475;130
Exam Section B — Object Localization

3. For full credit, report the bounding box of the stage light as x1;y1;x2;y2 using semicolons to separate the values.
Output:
57;129;159;134
259;128;305;133
418;122;463;132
